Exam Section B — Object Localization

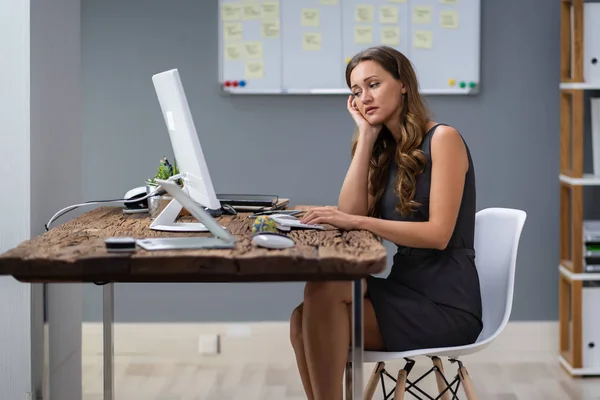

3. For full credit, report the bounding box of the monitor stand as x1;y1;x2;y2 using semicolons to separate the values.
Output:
149;183;220;232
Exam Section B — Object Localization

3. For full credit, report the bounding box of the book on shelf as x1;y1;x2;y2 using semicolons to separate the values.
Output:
584;220;600;272
592;97;600;177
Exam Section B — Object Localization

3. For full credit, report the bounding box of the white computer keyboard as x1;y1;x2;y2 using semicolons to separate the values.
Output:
270;214;324;231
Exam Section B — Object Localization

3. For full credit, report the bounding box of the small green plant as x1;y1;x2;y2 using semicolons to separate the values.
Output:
146;157;181;186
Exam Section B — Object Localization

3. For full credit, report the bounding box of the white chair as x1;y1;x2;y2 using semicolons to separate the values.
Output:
345;207;527;400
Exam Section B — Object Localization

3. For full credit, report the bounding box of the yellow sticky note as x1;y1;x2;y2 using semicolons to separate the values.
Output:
261;21;280;37
221;4;241;21
320;0;338;4
244;41;263;59
440;10;459;29
225;43;243;60
413;6;432;24
242;3;261;20
413;30;433;49
303;33;322;51
261;1;280;20
345;57;352;64
440;0;458;4
381;26;400;45
301;9;320;27
245;61;264;79
379;6;398;24
354;25;373;44
355;5;374;23
224;22;243;41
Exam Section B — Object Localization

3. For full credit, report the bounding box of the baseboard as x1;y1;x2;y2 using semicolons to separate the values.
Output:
82;320;559;363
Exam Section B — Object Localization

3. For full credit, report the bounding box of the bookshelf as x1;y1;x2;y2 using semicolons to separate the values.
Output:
558;0;600;377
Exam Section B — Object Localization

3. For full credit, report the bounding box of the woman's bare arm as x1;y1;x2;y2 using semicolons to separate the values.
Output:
352;126;468;249
337;139;376;216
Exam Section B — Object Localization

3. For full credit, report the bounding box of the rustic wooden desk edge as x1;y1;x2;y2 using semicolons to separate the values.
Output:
0;206;388;283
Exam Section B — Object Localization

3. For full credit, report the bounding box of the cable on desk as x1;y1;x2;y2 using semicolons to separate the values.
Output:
44;186;165;232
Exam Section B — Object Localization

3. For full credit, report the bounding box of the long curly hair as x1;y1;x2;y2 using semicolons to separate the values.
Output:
345;46;431;218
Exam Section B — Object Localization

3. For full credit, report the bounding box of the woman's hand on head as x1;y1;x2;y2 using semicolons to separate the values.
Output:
347;95;382;145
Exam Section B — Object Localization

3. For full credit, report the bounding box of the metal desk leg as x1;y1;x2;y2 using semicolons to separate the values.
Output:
351;279;364;399
103;283;114;400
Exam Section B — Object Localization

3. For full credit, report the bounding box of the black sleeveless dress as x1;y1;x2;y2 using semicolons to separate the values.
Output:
365;123;483;352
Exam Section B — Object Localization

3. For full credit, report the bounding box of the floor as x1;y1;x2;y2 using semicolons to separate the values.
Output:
81;322;600;400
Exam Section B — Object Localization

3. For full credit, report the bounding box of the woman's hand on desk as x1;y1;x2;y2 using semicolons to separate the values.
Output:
300;206;359;231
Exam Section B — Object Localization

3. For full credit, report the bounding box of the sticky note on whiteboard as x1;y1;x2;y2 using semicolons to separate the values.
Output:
381;26;400;45
261;1;280;20
440;11;459;29
225;43;243;60
379;6;398;24
245;61;265;79
223;22;243;41
354;25;373;44
261;21;280;37
412;6;432;24
413;30;433;49
244;41;263;59
302;32;322;51
221;4;241;21
355;5;374;22
301;9;320;27
242;3;261;20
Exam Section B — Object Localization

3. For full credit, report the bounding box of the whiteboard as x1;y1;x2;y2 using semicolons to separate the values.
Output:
218;0;480;95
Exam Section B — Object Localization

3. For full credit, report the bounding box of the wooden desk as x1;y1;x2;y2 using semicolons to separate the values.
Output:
0;206;388;400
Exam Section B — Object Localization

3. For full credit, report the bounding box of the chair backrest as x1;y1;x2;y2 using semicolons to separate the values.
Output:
474;207;527;343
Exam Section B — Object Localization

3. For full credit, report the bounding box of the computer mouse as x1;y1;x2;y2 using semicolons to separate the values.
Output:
252;233;295;249
124;186;149;210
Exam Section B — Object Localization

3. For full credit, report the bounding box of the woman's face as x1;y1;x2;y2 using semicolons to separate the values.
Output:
349;60;406;126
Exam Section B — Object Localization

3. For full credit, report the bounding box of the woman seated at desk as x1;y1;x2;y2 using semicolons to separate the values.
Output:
289;46;483;400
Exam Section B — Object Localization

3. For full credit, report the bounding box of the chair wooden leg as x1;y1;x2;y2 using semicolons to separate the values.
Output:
431;357;450;400
458;365;478;400
392;368;408;400
363;362;384;400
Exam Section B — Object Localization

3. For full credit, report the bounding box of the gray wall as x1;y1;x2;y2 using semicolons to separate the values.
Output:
31;0;84;398
82;0;578;322
1;0;83;399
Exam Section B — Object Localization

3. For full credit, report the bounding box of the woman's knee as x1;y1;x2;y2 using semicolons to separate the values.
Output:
303;281;353;304
289;303;304;348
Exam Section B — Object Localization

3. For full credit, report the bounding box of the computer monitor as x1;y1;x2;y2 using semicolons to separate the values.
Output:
150;68;221;232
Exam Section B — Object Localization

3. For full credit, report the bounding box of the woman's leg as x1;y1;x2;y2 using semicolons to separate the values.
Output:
290;303;314;400
301;280;385;400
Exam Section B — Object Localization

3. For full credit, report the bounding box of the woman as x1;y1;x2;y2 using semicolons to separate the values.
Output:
289;46;484;400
